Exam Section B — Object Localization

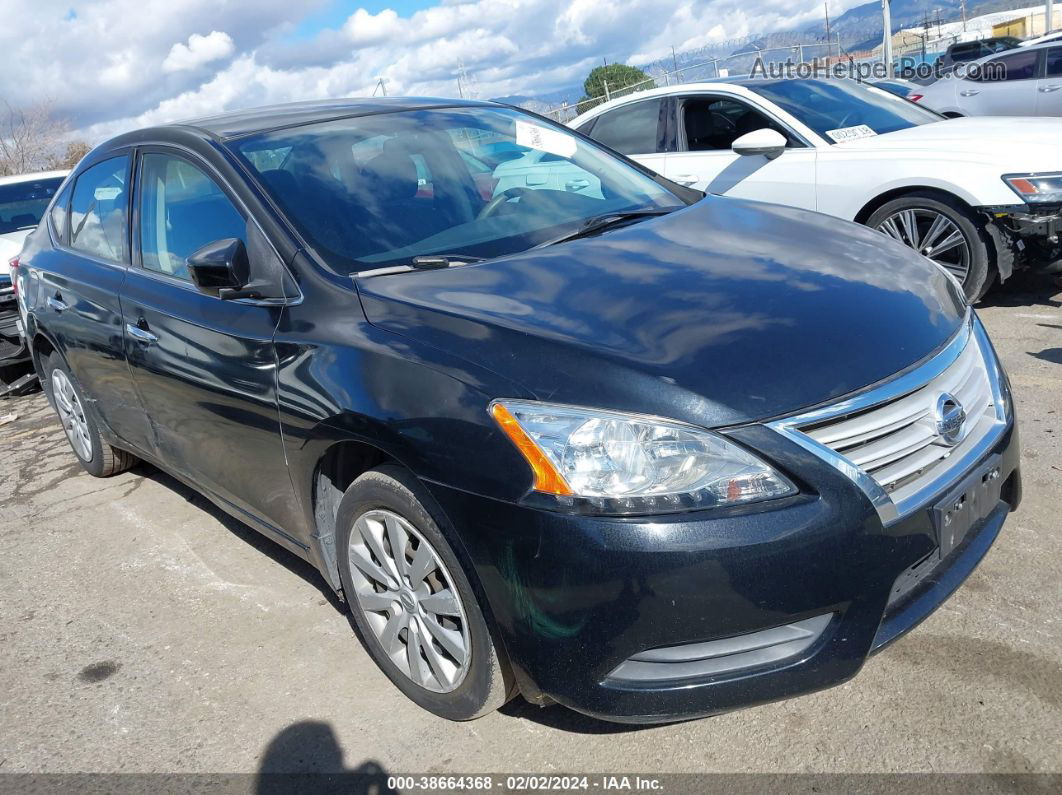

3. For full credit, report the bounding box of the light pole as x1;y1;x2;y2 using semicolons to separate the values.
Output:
882;0;894;78
1049;0;1056;33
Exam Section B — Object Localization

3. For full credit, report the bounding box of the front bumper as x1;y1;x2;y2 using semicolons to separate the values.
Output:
982;205;1062;276
427;418;1020;723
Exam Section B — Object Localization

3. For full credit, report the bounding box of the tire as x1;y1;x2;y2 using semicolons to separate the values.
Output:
43;353;138;477
336;464;513;720
866;191;992;302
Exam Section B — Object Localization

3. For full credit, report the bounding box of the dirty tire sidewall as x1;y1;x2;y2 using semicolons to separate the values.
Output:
43;353;136;478
336;464;511;721
866;192;991;302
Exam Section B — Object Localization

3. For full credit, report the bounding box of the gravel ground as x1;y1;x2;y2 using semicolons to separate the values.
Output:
1;277;1060;780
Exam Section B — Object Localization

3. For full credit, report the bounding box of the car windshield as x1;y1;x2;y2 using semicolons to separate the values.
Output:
230;106;685;272
744;79;941;142
0;177;64;234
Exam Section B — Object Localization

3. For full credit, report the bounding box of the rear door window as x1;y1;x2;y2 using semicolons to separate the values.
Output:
587;99;664;156
1047;47;1062;77
70;156;129;263
977;50;1041;81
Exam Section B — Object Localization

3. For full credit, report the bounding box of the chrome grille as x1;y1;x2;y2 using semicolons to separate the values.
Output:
769;315;1009;523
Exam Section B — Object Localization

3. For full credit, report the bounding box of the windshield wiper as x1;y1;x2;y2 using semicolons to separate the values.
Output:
535;208;678;249
410;254;485;269
352;253;486;278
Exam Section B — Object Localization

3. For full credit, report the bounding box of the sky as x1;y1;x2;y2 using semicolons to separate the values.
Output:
0;0;867;143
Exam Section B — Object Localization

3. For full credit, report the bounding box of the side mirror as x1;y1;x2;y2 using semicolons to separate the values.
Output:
731;129;788;160
186;238;257;300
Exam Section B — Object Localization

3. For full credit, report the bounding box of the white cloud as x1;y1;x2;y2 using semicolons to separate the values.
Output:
342;9;401;46
162;31;236;73
1;0;874;144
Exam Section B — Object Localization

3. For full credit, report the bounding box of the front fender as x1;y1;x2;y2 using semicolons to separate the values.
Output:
817;158;1016;221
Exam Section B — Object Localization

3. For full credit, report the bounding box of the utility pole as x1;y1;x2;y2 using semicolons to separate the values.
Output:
825;2;833;59
960;0;968;32
671;45;679;75
1048;0;1056;33
882;0;894;78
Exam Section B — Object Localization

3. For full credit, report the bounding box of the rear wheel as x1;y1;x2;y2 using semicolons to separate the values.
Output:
336;464;513;720
867;192;992;301
43;353;137;477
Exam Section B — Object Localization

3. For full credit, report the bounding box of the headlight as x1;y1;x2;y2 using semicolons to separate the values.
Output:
489;400;796;515
1003;172;1062;203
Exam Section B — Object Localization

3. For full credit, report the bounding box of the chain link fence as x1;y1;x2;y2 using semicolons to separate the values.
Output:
534;23;979;123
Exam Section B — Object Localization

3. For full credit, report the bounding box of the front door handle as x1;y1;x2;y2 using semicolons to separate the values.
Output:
1039;84;1062;93
47;294;68;312
125;322;158;345
673;174;700;186
565;178;590;191
959;89;980;97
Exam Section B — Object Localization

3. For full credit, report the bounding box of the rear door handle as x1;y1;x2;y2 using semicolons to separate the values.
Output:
565;178;590;191
125;322;158;345
47;294;68;312
1039;85;1062;93
959;89;980;97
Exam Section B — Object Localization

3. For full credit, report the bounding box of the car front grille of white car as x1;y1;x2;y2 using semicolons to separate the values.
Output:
769;312;1010;524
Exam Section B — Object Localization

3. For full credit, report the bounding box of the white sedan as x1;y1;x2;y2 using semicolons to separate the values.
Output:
917;40;1062;118
569;78;1062;299
0;170;69;272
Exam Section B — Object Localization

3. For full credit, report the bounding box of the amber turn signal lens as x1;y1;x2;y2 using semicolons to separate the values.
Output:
1008;178;1038;195
490;402;574;496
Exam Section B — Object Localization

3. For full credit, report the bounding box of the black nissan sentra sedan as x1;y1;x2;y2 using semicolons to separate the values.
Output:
13;98;1019;723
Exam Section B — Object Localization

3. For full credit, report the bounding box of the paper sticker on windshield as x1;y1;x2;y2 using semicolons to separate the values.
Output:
825;124;878;143
515;120;577;158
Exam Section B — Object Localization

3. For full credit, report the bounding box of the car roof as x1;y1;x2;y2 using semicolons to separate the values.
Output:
965;37;1057;66
170;96;496;140
568;79;756;123
0;169;69;186
1014;38;1062;52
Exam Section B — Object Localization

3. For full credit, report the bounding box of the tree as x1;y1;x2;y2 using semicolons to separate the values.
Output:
577;64;652;112
48;140;92;171
0;99;72;176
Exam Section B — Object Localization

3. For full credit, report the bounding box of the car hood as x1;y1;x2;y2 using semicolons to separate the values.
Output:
357;198;967;428
840;117;1062;168
0;230;30;278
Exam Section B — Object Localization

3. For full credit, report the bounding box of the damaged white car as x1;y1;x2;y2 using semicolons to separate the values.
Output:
570;78;1062;299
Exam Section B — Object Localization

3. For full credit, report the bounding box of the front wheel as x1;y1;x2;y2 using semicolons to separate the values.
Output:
867;192;992;301
336;464;514;720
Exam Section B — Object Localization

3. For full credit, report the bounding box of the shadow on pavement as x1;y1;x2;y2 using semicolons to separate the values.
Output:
979;272;1061;309
499;697;675;735
1030;348;1062;365
256;720;397;794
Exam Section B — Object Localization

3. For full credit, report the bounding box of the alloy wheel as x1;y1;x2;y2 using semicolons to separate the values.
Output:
347;509;471;693
875;208;971;283
51;369;93;462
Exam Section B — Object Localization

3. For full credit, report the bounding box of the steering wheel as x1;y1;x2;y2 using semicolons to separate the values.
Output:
478;186;533;219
